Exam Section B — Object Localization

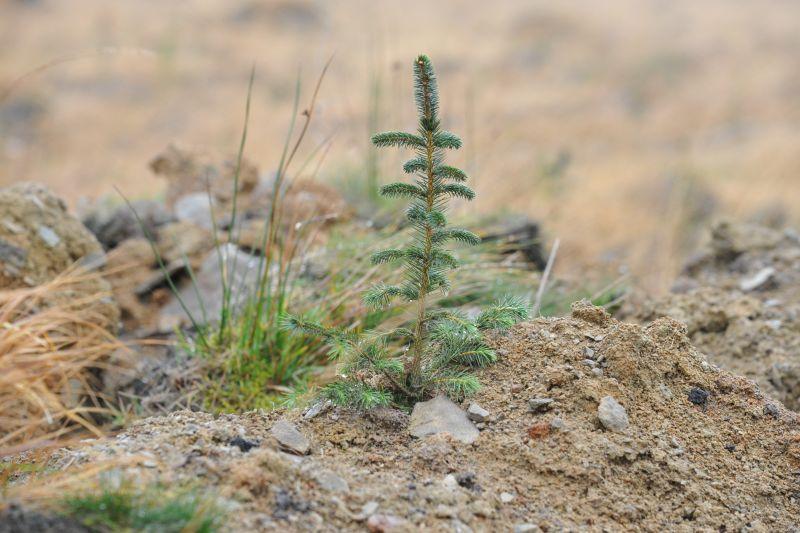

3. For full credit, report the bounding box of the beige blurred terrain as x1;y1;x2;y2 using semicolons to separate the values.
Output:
1;0;799;291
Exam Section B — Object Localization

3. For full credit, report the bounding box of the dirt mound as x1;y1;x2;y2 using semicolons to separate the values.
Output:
636;222;800;409
24;303;799;531
0;182;106;289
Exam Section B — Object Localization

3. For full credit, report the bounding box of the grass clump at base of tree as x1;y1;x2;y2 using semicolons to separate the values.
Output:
124;62;351;413
283;55;529;410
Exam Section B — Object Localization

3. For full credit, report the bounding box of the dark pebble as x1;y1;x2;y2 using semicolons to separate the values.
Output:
688;387;710;406
456;472;481;491
763;403;780;418
724;444;736;452
229;436;259;452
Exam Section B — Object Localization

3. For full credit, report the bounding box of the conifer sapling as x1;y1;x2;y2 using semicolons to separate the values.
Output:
282;55;528;408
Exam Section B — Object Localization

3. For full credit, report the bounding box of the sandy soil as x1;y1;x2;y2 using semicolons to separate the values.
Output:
20;303;800;531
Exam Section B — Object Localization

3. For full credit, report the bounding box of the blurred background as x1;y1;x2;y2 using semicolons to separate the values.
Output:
2;0;799;292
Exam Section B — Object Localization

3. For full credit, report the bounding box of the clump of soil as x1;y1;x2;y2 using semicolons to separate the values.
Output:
0;182;106;288
636;221;800;409
20;303;800;531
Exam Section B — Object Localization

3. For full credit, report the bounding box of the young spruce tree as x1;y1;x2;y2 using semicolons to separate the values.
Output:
283;55;528;408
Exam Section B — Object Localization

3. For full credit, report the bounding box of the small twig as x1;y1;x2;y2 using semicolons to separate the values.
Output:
533;237;560;317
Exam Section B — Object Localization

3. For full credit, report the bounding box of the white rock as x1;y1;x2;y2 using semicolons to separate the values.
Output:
739;267;775;292
598;396;629;432
409;395;479;444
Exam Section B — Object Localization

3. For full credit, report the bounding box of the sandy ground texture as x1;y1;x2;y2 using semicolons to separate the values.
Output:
12;302;800;531
636;222;800;411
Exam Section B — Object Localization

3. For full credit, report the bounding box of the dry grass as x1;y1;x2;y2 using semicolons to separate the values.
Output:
0;270;124;453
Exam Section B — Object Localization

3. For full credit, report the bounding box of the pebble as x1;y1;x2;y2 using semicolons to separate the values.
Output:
37;225;61;248
442;474;459;490
763;403;780;418
549;417;565;430
367;514;407;532
688;387;710;406
229;436;259;452
409;396;479;444
360;501;379;518
597;396;629;432
303;400;332;420
435;504;455;518
514;524;540;533
582;359;596;368
739;267;776;292
499;492;516;503
313;469;350;493
528;398;554;413
270;419;311;455
591;368;604;377
467;403;490;423
583;347;595;358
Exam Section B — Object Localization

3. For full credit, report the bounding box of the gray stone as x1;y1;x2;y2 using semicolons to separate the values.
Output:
598;396;629;432
173;192;217;230
409;395;479;444
270;419;310;455
366;514;407;532
360;501;379;518
303;400;331;420
36;225;60;248
0;238;27;269
158;244;264;331
528;398;554;413
739;266;776;292
312;469;349;492
514;525;540;533
466;403;490;422
499;492;516;503
81;198;172;250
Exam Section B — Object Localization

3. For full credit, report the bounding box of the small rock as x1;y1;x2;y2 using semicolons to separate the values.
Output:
659;383;673;399
597;396;629;432
435;504;455;518
409;395;479;444
456;472;478;490
442;474;459;490
303;400;332;420
514;524;540;533
313;470;349;493
360;501;379;519
36;225;60;247
688;387;710;406
739;267;776;292
467;403;490;423
582;359;596;368
724;444;736;452
499;492;516;503
511;383;524;393
528;398;554;413
270;419;311;455
367;514;408;532
527;422;551;439
763;403;780;418
549;417;565;430
591;368;604;377
229;436;259;452
583;346;595;358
